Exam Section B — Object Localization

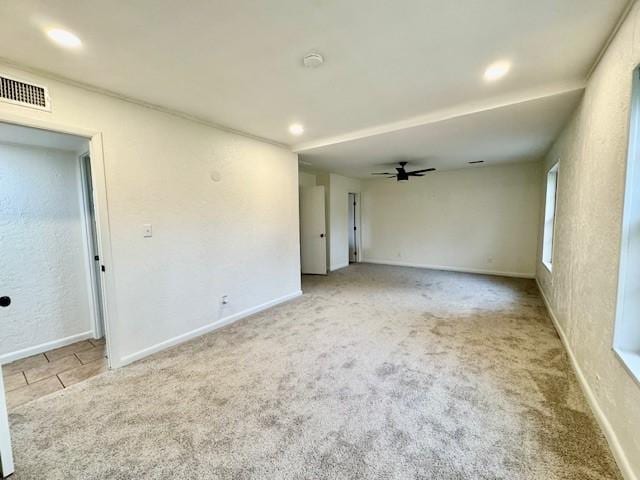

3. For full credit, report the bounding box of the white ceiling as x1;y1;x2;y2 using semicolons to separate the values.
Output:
299;88;584;177
0;122;88;152
0;0;630;173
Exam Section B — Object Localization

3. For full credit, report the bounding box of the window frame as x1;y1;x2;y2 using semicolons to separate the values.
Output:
614;65;640;385
541;162;559;272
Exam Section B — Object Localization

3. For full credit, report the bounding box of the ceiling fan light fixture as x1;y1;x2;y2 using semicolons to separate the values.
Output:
371;162;435;181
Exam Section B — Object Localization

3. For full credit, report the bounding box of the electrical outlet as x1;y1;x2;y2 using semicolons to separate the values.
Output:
143;224;152;238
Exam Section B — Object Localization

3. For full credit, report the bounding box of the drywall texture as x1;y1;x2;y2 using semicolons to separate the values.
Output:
362;162;541;277
0;63;301;367
536;3;640;477
0;143;92;358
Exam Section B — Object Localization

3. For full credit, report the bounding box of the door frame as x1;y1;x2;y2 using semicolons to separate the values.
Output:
0;111;117;367
0;112;117;478
348;192;362;263
78;152;105;340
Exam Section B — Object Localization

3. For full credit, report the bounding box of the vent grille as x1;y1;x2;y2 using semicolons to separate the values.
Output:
0;75;50;111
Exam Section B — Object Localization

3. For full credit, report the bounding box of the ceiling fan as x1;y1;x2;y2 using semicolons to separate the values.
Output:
371;161;436;181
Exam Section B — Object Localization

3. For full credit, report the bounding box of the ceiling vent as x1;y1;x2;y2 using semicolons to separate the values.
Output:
0;74;51;111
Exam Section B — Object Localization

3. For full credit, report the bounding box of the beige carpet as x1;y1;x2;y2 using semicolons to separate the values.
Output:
8;264;621;479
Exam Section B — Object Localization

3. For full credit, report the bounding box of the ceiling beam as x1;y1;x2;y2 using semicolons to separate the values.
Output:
292;80;586;153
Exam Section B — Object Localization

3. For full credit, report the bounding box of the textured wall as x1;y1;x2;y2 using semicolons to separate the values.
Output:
536;3;640;477
0;143;93;357
362;162;541;277
0;63;301;367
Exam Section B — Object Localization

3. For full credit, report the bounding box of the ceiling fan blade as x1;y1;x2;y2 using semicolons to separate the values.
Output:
371;172;393;175
408;173;425;176
407;168;436;174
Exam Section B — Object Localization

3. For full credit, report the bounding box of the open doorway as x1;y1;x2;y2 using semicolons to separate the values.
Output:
0;122;109;413
348;192;360;264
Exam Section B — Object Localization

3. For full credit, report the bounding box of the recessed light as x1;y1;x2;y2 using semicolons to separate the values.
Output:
289;123;304;136
484;60;510;81
46;28;82;48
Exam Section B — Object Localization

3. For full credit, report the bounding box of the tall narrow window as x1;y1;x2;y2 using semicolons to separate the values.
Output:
614;66;640;383
542;163;559;271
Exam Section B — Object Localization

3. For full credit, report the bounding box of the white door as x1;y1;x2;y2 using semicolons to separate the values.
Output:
300;185;327;274
0;370;14;478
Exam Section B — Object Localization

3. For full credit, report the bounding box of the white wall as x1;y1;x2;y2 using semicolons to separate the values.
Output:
0;63;301;367
298;170;317;187
0;143;93;359
536;3;640;478
327;174;361;270
362;162;541;277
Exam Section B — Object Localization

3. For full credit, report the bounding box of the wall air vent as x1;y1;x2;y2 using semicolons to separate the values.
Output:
0;74;51;111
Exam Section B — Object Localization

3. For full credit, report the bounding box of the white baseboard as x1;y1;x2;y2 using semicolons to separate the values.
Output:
536;279;637;480
0;330;94;365
118;290;303;367
363;258;535;279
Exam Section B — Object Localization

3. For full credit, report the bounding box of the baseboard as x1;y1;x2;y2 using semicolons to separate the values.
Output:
118;290;303;367
0;330;94;365
363;258;535;279
536;279;637;480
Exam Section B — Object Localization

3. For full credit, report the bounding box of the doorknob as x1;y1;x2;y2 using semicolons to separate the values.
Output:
0;296;10;307
320;233;325;238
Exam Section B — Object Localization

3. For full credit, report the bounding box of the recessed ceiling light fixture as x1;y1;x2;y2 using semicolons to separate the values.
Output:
289;123;304;136
46;28;82;48
484;60;510;81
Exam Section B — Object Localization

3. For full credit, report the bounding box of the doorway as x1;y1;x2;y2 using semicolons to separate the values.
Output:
0;123;109;406
0;118;114;477
348;192;360;264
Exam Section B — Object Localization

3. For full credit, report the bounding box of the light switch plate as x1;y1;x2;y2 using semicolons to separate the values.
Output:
143;224;152;238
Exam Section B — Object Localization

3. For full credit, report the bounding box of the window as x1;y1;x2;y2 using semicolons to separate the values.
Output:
614;66;640;384
542;163;558;271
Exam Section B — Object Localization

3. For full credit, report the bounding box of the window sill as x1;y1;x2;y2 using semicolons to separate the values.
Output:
614;348;640;388
542;261;553;273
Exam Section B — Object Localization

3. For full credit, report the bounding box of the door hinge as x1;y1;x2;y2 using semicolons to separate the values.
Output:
101;265;106;272
94;255;100;261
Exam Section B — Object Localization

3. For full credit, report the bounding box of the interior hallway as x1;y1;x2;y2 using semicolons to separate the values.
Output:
7;265;620;479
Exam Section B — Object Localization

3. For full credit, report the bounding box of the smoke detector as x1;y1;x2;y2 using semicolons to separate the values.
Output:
303;53;324;68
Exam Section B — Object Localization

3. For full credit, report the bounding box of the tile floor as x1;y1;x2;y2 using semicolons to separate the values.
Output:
2;338;107;409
